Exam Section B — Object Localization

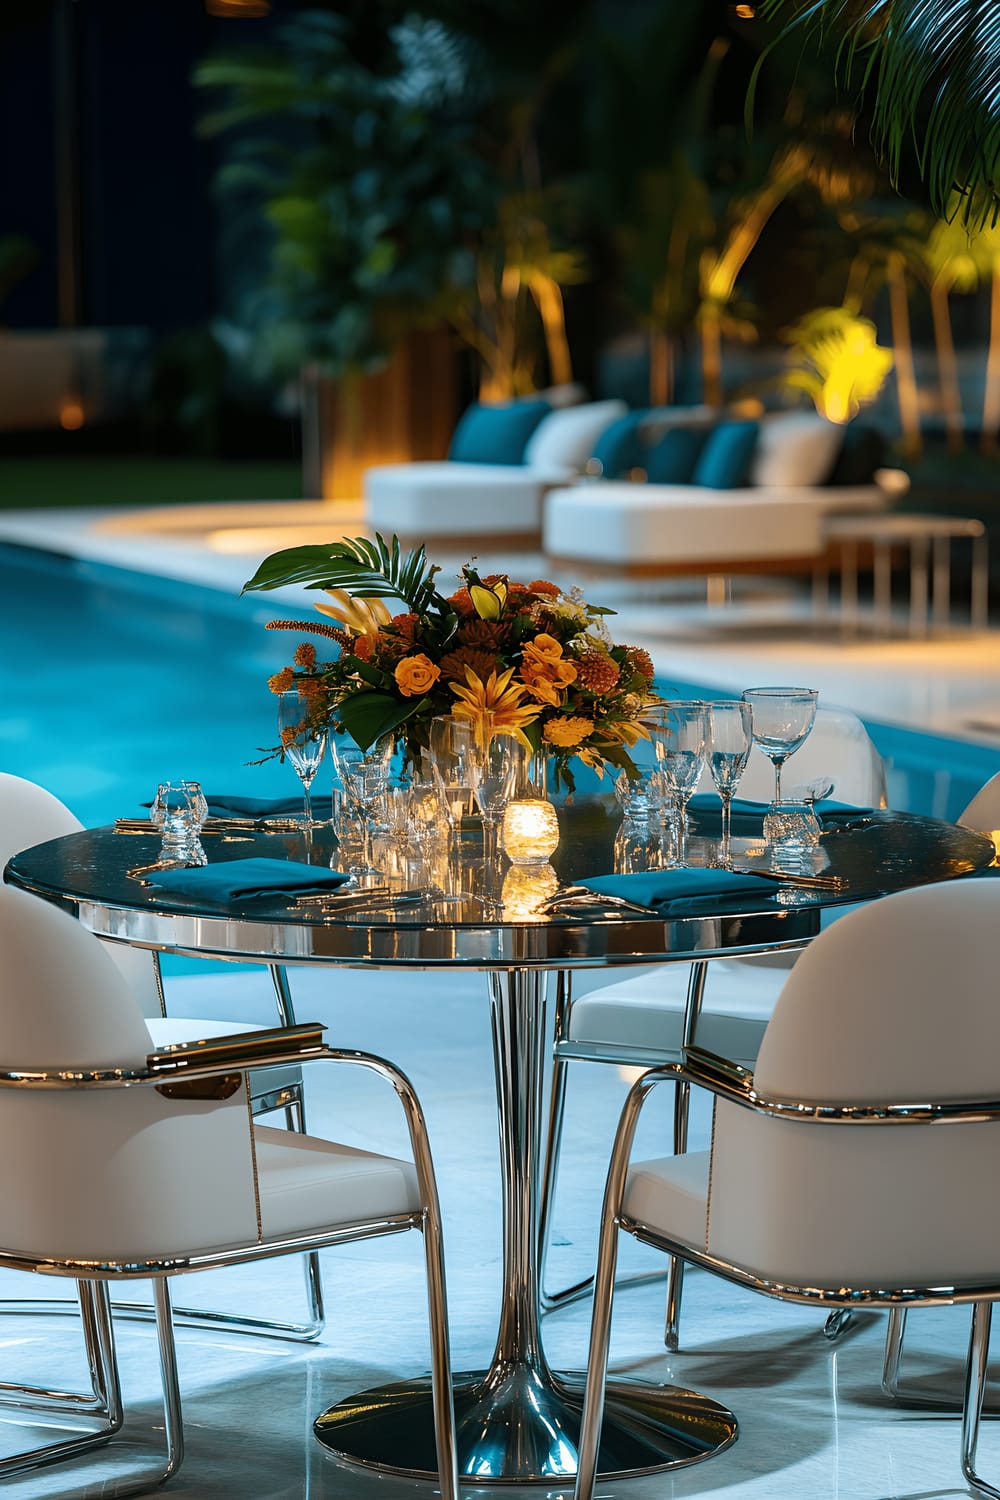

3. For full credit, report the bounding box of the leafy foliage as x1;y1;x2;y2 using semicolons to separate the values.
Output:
758;0;1000;229
243;533;446;615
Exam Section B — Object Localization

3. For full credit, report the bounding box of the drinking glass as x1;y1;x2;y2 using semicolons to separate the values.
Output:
649;701;708;860
708;700;754;867
741;687;819;805
277;689;327;828
331;737;393;878
150;780;208;861
428;718;480;838
474;738;517;869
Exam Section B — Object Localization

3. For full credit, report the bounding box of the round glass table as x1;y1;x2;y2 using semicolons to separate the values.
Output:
5;802;994;1486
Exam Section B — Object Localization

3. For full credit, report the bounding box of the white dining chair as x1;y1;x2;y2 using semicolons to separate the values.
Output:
0;884;457;1498
0;773;324;1343
540;707;887;1347
572;878;1000;1500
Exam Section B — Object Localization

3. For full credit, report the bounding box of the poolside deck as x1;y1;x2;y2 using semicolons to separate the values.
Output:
5;497;1000;758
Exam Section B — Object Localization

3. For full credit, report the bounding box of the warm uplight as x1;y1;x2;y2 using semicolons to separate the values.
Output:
501;861;559;919
783;309;894;424
989;831;1000;860
734;3;756;16
59;400;85;431
206;0;270;15
501;799;560;864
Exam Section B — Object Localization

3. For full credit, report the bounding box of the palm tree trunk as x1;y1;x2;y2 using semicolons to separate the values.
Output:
886;251;922;459
529;274;574;388
930;277;964;453
981;258;1000;454
649;330;674;405
701;309;723;409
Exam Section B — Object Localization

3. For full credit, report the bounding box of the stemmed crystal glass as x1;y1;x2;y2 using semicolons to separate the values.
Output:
331;736;394;878
708;700;754;867
741;687;818;805
649;701;708;861
277;689;327;828
474;738;516;869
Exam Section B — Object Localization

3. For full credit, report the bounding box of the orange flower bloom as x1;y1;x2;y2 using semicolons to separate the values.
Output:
520;658;578;706
267;666;295;695
293;642;317;669
439;647;500;683
395;653;441;698
543;716;593;748
523;633;565;664
450;666;540;750
528;579;560;597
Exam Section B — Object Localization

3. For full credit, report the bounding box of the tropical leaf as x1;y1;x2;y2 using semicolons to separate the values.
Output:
757;0;1000;228
336;688;426;751
242;533;444;615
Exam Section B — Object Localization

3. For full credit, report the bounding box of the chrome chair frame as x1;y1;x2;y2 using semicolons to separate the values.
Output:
0;1023;457;1500
0;960;326;1347
574;1047;1000;1500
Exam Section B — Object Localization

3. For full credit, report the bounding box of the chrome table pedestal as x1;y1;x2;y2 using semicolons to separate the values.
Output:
314;968;737;1483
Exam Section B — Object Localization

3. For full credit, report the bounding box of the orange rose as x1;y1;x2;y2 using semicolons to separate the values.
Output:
520;656;578;705
395;653;441;697
523;633;565;664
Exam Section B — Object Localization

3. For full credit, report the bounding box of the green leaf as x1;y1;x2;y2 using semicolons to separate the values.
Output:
336;690;416;750
242;533;446;614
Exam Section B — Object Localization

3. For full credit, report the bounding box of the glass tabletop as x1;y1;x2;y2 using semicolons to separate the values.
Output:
4;800;994;971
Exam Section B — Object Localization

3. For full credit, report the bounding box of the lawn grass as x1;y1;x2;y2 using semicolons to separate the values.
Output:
0;457;302;510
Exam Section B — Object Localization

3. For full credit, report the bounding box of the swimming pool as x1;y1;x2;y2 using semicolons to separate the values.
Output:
2;542;996;827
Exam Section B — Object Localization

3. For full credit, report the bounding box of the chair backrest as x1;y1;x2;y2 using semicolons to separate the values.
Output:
0;886;258;1263
734;705;886;806
960;771;1000;833
0;773;163;1016
704;880;1000;1291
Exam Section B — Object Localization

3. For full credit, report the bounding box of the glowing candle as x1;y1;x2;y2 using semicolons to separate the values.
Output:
501;799;560;863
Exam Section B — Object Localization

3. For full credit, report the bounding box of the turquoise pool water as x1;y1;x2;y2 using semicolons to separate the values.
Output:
2;543;997;826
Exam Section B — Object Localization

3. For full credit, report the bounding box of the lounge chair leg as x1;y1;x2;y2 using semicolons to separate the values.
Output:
962;1302;999;1500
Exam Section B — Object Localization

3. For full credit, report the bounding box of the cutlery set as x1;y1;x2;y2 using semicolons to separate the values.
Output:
539;868;847;915
115;816;300;836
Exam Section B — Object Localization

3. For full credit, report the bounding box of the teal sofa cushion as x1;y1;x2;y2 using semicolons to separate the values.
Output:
588;412;648;478
691;420;760;488
645;427;710;484
448;399;551;465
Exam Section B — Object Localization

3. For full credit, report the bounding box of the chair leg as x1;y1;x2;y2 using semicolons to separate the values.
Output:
962;1302;999;1500
881;1306;906;1397
824;1308;855;1340
420;1216;459;1500
574;1217;622;1500
0;1282;123;1479
663;961;707;1351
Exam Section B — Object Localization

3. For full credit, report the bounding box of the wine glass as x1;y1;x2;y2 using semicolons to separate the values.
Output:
474;738;516;870
708;700;754;867
277;689;327;828
649;701;708;861
741;687;819;805
331;737;393;879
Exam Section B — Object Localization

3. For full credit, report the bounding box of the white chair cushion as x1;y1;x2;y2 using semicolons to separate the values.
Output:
254;1125;421;1241
522;400;627;469
568;960;778;1066
544;485;827;565
365;461;572;536
622;1151;710;1249
750;411;845;488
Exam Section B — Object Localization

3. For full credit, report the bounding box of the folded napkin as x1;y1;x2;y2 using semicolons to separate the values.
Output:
579;868;774;913
140;794;335;820
148;858;351;904
686;795;873;837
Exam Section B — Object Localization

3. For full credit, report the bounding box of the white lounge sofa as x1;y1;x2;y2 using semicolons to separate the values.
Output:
543;411;905;582
364;396;627;548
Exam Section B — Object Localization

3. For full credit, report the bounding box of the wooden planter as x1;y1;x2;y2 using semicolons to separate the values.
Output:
301;328;458;502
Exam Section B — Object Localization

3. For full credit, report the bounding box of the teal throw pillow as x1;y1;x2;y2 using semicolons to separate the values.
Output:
825;423;885;485
587;412;648;478
448;399;551;465
645;426;710;484
691;420;760;488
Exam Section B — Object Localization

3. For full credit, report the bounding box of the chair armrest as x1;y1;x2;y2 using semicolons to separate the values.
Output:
146;1022;327;1079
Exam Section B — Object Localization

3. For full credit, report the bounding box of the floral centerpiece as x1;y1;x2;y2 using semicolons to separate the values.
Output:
244;534;658;789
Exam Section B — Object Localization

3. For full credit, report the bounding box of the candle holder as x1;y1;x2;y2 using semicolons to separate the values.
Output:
501;797;560;864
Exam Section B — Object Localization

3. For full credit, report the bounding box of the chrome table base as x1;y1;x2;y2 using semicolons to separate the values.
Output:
315;967;737;1483
314;1367;737;1482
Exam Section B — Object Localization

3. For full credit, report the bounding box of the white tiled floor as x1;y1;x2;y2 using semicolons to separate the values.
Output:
1;502;997;1497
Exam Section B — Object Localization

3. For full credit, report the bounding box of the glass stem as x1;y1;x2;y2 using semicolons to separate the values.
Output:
677;800;689;863
720;794;732;867
773;758;785;804
302;780;313;828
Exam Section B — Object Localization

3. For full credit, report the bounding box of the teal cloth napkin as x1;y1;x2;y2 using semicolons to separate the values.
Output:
143;794;334;819
687;795;872;836
148;858;351;904
580;868;772;912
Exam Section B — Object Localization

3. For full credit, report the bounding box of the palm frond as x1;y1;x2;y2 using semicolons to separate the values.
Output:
242;533;443;615
759;0;1000;228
